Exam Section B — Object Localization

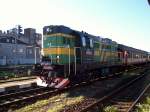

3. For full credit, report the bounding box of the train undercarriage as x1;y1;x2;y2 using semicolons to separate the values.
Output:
35;61;148;89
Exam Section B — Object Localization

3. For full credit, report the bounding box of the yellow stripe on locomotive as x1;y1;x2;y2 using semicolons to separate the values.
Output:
43;33;76;64
43;48;75;55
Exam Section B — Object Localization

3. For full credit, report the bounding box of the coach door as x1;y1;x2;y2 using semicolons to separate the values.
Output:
74;47;82;75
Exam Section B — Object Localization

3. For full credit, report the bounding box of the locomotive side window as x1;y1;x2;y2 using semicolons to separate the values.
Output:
58;36;70;46
94;42;100;48
62;37;65;44
90;39;93;48
107;45;111;50
102;44;107;50
82;36;86;47
66;38;70;45
86;37;90;48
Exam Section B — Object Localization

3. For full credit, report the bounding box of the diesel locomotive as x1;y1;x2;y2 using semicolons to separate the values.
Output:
36;25;149;88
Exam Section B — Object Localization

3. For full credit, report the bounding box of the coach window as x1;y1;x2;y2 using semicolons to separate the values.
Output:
128;52;131;58
82;36;86;47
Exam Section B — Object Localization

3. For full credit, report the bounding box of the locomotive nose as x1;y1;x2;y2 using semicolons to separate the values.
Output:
36;77;70;88
36;77;48;87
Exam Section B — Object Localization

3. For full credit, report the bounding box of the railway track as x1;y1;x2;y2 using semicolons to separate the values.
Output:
0;86;53;111
66;68;150;112
0;77;109;111
0;72;124;111
0;65;144;111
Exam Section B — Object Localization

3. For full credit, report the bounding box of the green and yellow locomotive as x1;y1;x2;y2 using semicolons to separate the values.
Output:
36;25;148;88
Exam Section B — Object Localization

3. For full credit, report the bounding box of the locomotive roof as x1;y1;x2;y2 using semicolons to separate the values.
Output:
43;25;72;34
43;25;117;44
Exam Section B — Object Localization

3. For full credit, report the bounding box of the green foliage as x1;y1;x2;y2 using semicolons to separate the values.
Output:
15;99;49;112
146;97;150;104
103;106;118;112
0;71;15;78
136;97;150;112
136;104;150;112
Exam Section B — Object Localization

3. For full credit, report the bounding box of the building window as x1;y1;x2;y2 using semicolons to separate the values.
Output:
12;39;15;43
13;49;16;53
19;48;23;53
29;49;32;54
0;44;2;53
6;39;9;43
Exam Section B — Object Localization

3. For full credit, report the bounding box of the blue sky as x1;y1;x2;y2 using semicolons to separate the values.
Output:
0;0;150;51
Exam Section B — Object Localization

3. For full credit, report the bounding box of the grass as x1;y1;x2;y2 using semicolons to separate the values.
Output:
47;95;84;112
136;97;150;112
103;97;150;112
15;99;49;112
15;93;85;112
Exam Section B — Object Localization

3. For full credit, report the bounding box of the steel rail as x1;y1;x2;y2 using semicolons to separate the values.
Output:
0;86;45;99
127;82;150;112
78;73;146;112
